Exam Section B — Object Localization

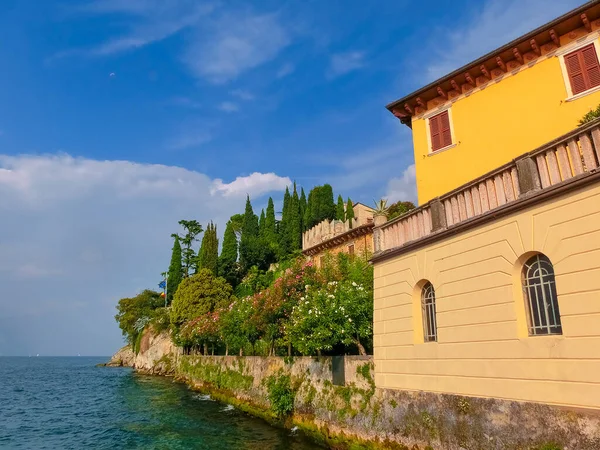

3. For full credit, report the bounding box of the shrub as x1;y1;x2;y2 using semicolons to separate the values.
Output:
579;104;600;126
266;372;295;417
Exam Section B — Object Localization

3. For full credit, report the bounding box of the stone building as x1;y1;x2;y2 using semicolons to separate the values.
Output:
302;203;375;266
373;0;600;416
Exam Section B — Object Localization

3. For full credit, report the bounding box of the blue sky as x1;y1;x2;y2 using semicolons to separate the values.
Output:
0;0;583;355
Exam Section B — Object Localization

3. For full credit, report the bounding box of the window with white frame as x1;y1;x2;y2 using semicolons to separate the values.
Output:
563;43;600;96
522;254;562;336
421;282;438;342
428;110;453;152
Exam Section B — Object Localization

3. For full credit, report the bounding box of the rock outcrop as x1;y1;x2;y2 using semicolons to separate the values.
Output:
105;345;135;367
106;328;179;375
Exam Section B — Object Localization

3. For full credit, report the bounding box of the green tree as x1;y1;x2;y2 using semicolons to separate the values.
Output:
258;209;266;238
346;198;355;227
197;222;219;275
219;219;240;287
336;194;345;221
320;184;336;222
174;220;203;277
387;200;416;220
303;189;313;231
115;290;164;345
170;269;233;327
239;196;261;273
278;187;291;257
288;182;302;252
264;197;277;247
299;188;307;231
167;235;183;303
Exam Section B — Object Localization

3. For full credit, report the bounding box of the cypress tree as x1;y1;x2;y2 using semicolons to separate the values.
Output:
304;189;313;231
279;187;291;256
265;197;277;246
321;184;336;221
198;222;219;275
336;194;345;221
288;182;301;251
219;219;239;287
258;209;266;238
167;235;183;303
346;198;355;227
299;188;307;231
240;196;260;272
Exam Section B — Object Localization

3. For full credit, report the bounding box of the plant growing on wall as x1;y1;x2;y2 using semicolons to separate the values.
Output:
265;372;295;417
579;103;600;126
373;199;389;217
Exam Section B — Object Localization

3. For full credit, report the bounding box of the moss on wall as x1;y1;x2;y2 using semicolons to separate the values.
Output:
172;355;600;450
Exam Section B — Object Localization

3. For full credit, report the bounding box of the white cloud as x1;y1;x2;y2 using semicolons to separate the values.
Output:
385;164;417;204
327;51;365;78
424;0;582;81
218;101;240;113
211;172;291;197
230;89;254;101
276;63;295;78
183;12;290;83
0;153;289;355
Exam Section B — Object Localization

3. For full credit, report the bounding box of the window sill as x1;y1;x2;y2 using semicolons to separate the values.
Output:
428;143;457;156
565;84;600;102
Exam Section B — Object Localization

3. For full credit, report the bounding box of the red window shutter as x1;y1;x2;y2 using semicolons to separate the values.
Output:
440;111;452;148
565;52;586;95
429;114;442;151
430;111;452;151
582;44;600;89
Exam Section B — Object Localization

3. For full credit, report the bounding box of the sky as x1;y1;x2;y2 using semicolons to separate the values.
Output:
0;0;584;356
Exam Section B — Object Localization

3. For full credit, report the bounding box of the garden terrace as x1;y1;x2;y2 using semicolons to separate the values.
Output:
372;117;600;261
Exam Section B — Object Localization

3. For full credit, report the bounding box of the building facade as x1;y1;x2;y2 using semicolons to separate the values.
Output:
374;0;600;413
302;203;375;266
389;1;600;205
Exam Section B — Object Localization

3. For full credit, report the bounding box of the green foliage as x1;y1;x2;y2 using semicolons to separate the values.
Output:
299;188;307;231
167;236;183;303
264;197;278;247
170;269;233;327
173;219;203;277
235;266;274;298
288;182;302;252
265;372;295;417
579;104;600;126
336;195;346;221
387;200;416;220
180;357;254;391
346;198;355;225
115;289;164;344
373;199;388;216
197;222;219;275
219;219;240;287
278;187;291;257
258;209;266;238
304;184;336;230
239;196;264;272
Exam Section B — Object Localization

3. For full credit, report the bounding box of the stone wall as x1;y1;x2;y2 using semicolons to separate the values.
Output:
176;355;600;450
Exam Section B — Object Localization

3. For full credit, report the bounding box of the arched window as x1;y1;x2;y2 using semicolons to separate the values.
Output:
522;254;562;336
421;282;438;342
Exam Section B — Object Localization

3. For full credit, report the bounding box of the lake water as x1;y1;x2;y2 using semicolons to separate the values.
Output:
0;357;322;449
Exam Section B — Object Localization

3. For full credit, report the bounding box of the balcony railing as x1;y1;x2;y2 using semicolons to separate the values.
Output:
374;118;600;255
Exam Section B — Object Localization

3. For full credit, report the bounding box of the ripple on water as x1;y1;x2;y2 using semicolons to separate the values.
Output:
0;357;323;449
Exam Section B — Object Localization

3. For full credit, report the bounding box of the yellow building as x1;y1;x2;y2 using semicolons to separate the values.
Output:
388;1;600;205
374;1;600;413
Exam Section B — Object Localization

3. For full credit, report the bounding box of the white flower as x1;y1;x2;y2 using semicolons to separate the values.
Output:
352;281;357;287
349;318;352;323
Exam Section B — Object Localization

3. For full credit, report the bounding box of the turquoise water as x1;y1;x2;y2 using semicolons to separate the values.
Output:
0;357;322;449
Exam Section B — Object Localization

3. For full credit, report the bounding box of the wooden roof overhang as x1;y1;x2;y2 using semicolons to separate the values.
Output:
302;223;374;257
387;0;600;127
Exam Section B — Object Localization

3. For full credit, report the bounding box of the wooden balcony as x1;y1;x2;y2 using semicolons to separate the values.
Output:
373;118;600;258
